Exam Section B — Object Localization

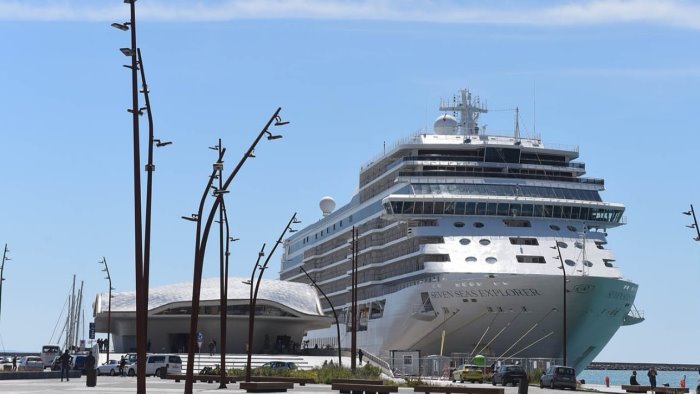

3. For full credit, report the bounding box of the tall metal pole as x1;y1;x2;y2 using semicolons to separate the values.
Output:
554;241;567;366
684;204;700;241
0;244;10;324
219;197;232;388
245;244;266;382
245;213;298;382
100;257;113;362
216;139;228;389
299;267;341;366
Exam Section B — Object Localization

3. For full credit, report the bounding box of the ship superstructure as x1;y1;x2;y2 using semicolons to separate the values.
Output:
279;89;642;374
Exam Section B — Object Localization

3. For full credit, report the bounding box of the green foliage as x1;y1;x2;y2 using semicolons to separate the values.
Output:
225;361;382;384
529;367;544;384
403;376;428;387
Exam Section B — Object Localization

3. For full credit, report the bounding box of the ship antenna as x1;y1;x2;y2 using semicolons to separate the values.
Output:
439;88;488;136
514;107;521;142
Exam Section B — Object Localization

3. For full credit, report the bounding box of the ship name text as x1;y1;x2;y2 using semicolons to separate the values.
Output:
430;288;542;299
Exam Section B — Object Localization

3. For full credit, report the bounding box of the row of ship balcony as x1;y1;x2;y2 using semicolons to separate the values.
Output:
395;155;586;169
397;170;604;186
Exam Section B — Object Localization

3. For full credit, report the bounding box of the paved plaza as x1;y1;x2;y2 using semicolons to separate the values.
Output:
0;376;622;394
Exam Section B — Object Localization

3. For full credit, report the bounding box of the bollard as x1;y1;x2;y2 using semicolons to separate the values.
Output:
605;376;610;387
518;378;529;394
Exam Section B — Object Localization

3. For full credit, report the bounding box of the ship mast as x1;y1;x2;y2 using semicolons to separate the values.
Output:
439;89;488;135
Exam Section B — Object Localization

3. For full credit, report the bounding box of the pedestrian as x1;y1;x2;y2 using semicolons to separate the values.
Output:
630;371;640;385
119;356;126;377
358;349;364;364
208;339;216;356
58;349;71;382
648;367;657;391
12;356;16;371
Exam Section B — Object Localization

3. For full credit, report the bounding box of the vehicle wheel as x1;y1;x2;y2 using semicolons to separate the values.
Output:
155;368;160;377
550;381;555;389
128;369;135;377
110;369;115;376
540;380;544;389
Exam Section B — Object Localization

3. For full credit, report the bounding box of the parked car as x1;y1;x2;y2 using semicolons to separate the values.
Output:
540;365;577;390
17;356;44;371
260;361;297;370
72;355;89;375
452;364;484;383
128;354;182;376
96;359;120;376
492;364;528;386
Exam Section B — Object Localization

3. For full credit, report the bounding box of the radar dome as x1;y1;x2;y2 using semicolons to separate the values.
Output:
319;196;336;217
433;114;458;135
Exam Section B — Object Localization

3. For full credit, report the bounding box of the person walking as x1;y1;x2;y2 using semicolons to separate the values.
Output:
208;339;216;356
358;349;364;364
648;367;658;391
58;350;71;382
85;351;96;387
12;356;16;371
119;356;126;377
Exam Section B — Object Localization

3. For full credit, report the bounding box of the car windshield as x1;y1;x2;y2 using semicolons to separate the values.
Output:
556;367;575;375
507;366;524;372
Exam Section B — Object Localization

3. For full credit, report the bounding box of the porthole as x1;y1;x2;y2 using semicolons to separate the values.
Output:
604;260;613;267
454;222;465;228
583;260;593;267
567;225;578;232
479;239;491;246
574;241;583;249
465;256;477;263
557;241;568;248
459;238;471;245
564;259;576;266
473;222;484;228
550;224;560;231
485;257;497;264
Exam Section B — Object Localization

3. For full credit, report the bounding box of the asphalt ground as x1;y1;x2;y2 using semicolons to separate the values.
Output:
0;375;624;394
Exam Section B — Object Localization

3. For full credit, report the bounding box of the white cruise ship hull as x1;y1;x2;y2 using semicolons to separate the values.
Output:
304;273;637;374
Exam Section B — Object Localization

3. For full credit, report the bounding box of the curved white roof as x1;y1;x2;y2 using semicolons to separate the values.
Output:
96;277;322;316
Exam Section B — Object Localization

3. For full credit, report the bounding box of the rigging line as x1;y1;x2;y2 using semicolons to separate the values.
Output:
470;312;500;357
49;294;70;344
504;331;555;359
407;309;486;351
497;307;557;360
478;310;522;355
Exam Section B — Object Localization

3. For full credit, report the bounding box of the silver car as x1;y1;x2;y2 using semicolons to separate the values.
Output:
96;359;120;376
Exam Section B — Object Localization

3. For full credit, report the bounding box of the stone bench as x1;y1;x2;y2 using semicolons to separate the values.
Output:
622;385;652;393
331;382;399;394
251;376;316;386
413;386;506;394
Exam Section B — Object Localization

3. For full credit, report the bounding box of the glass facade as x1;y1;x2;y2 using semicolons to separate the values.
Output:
411;184;602;202
385;199;623;224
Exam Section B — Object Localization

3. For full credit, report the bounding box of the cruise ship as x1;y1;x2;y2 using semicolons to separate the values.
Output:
279;89;642;374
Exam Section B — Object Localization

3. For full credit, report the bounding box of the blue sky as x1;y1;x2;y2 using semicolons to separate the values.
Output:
0;0;699;365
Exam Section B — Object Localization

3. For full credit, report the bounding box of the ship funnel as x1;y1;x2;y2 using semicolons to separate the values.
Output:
320;196;336;217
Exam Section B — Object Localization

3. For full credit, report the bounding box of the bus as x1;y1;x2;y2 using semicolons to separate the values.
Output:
40;345;61;368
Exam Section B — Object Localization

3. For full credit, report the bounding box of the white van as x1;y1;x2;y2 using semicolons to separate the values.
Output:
128;354;182;376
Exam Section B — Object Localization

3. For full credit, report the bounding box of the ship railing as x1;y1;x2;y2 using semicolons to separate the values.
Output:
398;170;604;186
361;130;427;171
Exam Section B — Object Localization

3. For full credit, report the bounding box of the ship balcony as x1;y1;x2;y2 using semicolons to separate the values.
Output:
398;170;603;186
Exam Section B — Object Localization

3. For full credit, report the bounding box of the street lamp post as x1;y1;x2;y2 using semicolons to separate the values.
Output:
245;213;299;382
0;244;11;323
217;196;236;388
183;108;288;394
299;266;341;366
552;241;567;366
99;257;114;362
682;205;700;241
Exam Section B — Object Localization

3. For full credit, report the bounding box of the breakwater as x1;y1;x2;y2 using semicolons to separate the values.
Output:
588;362;700;372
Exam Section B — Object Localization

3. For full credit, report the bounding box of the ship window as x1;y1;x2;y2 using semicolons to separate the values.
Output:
459;238;471;245
485;257;498;264
473;222;484;228
550;224;560;231
465;202;476;215
479;239;491;246
509;237;539;246
455;202;466;215
557;241;568;248
414;202;424;214
503;219;531;228
567;225;578;232
487;203;498;215
603;259;614;267
444;202;455;214
465;256;477;263
434;201;444;214
476;202;487;215
575;241;583;249
516;255;546;264
454;222;465;228
583;260;593;267
521;204;534;216
595;241;606;249
423;202;434;214
564;259;576;266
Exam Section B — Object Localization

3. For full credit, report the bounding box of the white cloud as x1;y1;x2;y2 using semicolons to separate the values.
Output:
2;0;700;30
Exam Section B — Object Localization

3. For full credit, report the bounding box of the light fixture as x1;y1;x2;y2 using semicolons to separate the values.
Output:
292;218;301;224
273;116;289;126
683;211;692;216
111;22;130;31
687;224;696;228
153;139;172;147
248;151;256;158
265;131;282;140
120;48;134;57
208;145;220;151
181;214;199;222
229;237;240;242
288;228;298;233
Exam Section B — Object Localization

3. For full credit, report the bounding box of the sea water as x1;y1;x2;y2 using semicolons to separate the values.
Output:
579;370;699;390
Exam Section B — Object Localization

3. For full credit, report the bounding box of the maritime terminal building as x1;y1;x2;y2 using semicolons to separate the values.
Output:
92;277;331;353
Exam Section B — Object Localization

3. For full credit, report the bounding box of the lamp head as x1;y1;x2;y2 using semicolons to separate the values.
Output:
683;211;692;216
120;48;134;57
274;116;290;126
266;131;283;140
154;139;173;147
111;22;130;31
